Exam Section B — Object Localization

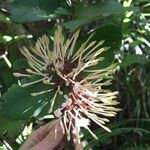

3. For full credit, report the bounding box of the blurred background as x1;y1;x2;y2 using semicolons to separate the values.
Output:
0;0;150;150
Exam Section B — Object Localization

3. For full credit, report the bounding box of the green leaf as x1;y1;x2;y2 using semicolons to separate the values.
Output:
118;147;148;150
63;0;123;31
121;54;149;68
13;58;28;70
94;25;122;49
0;13;11;24
55;7;71;16
7;0;62;23
0;114;24;140
0;77;64;120
0;68;17;92
86;127;150;149
84;119;150;149
0;147;6;150
0;35;5;44
88;25;122;69
100;127;150;142
0;113;24;150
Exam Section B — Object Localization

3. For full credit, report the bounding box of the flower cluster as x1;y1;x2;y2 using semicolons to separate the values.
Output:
14;26;120;143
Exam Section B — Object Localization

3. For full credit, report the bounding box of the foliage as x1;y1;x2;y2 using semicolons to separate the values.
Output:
0;0;150;149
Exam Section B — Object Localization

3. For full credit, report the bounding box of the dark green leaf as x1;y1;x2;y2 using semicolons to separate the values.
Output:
0;68;17;92
55;7;72;16
84;119;150;149
0;114;24;140
94;25;122;49
7;0;62;23
121;54;149;68
86;127;150;149
13;58;28;70
89;25;122;69
63;0;123;31
118;147;148;150
0;77;64;120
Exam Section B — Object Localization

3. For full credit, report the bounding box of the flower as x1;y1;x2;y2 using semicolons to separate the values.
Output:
14;26;120;143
